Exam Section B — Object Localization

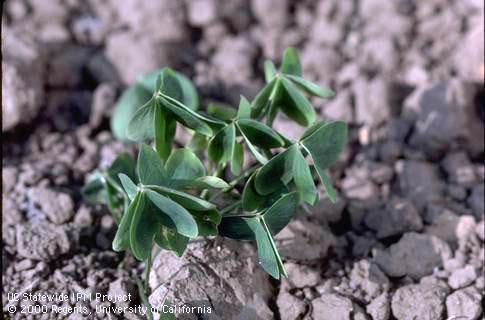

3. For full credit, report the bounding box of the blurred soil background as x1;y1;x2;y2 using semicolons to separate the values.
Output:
2;0;484;319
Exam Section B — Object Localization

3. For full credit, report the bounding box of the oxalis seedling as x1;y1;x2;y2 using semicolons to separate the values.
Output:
84;47;347;317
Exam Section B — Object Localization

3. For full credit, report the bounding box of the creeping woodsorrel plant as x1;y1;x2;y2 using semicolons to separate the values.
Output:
84;47;347;289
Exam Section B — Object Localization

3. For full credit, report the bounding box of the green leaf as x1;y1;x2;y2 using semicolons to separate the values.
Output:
190;207;221;236
242;173;265;212
278;78;316;126
236;122;268;165
246;218;282;279
314;165;337;203
188;132;208;153
293;148;317;205
111;84;152;141
137;69;162;92
207;102;237;121
165;148;205;182
126;98;156;141
193;176;230;189
130;193;158;261
107;153;137;190
218;215;256;240
158;68;183;102
146;185;216;211
154;104;176;161
231;143;244;175
301;121;347;170
254;146;296;195
145;189;198;238
237;119;285;149
208;123;236;165
263;192;299;236
285;74;335;98
280;47;301;76
237;96;251;119
118;173;138;201
175;72;199;111
300;121;327;141
154;227;189;257
113;192;140;252
264;60;277;83
137;144;166;186
251;79;277;119
160;95;213;136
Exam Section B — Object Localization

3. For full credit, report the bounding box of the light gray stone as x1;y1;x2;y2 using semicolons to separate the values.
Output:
374;233;451;279
391;284;447;320
446;286;482;320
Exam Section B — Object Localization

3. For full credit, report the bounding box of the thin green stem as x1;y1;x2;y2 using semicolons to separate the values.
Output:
209;165;259;202
220;200;242;215
135;276;153;320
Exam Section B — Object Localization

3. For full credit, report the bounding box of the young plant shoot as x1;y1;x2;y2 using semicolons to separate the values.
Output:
84;47;347;304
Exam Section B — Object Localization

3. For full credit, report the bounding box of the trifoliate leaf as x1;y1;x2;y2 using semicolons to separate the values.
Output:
251;79;277;119
280;47;301;76
145;189;198;238
293;148;317;205
118;173;138;201
277;78;316;126
285;74;335;98
165;148;205;182
236;122;268;165
242;172;265;212
126;98;156;141
231;143;244;175
154;227;189;257
237;95;251;119
107;153;137;189
160;96;213;136
263;192;299;235
207;102;237;121
218;215;256;240
188;132;208;153
130;193;158;261
113;192;140;252
82;172;107;204
154;105;176;161
111;85;152;141
146;185;216;211
301;121;347;170
254;146;296;195
158;68;183;102
264;60;277;83
237;119;285;149
137;144;166;186
208;123;236;165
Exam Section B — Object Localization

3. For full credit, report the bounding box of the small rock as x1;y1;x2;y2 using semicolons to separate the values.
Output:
251;0;287;29
341;167;379;203
285;263;321;288
89;83;116;128
28;187;74;224
187;0;218;27
276;219;336;261
74;206;93;226
446;286;482;320
276;291;306;320
16;222;73;261
354;77;390;127
391;283;447;320
453;16;484;83
448;265;477;289
349;260;390;299
2;30;45;132
312;293;366;320
322;90;353;123
15;259;34;272
467;184;484;219
374;232;451;279
364;198;423;238
366;293;390;320
367;163;394;184
441;152;476;187
397;160;444;210
312;197;346;224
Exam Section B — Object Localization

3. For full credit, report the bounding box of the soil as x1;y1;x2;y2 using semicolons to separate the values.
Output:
2;0;484;319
